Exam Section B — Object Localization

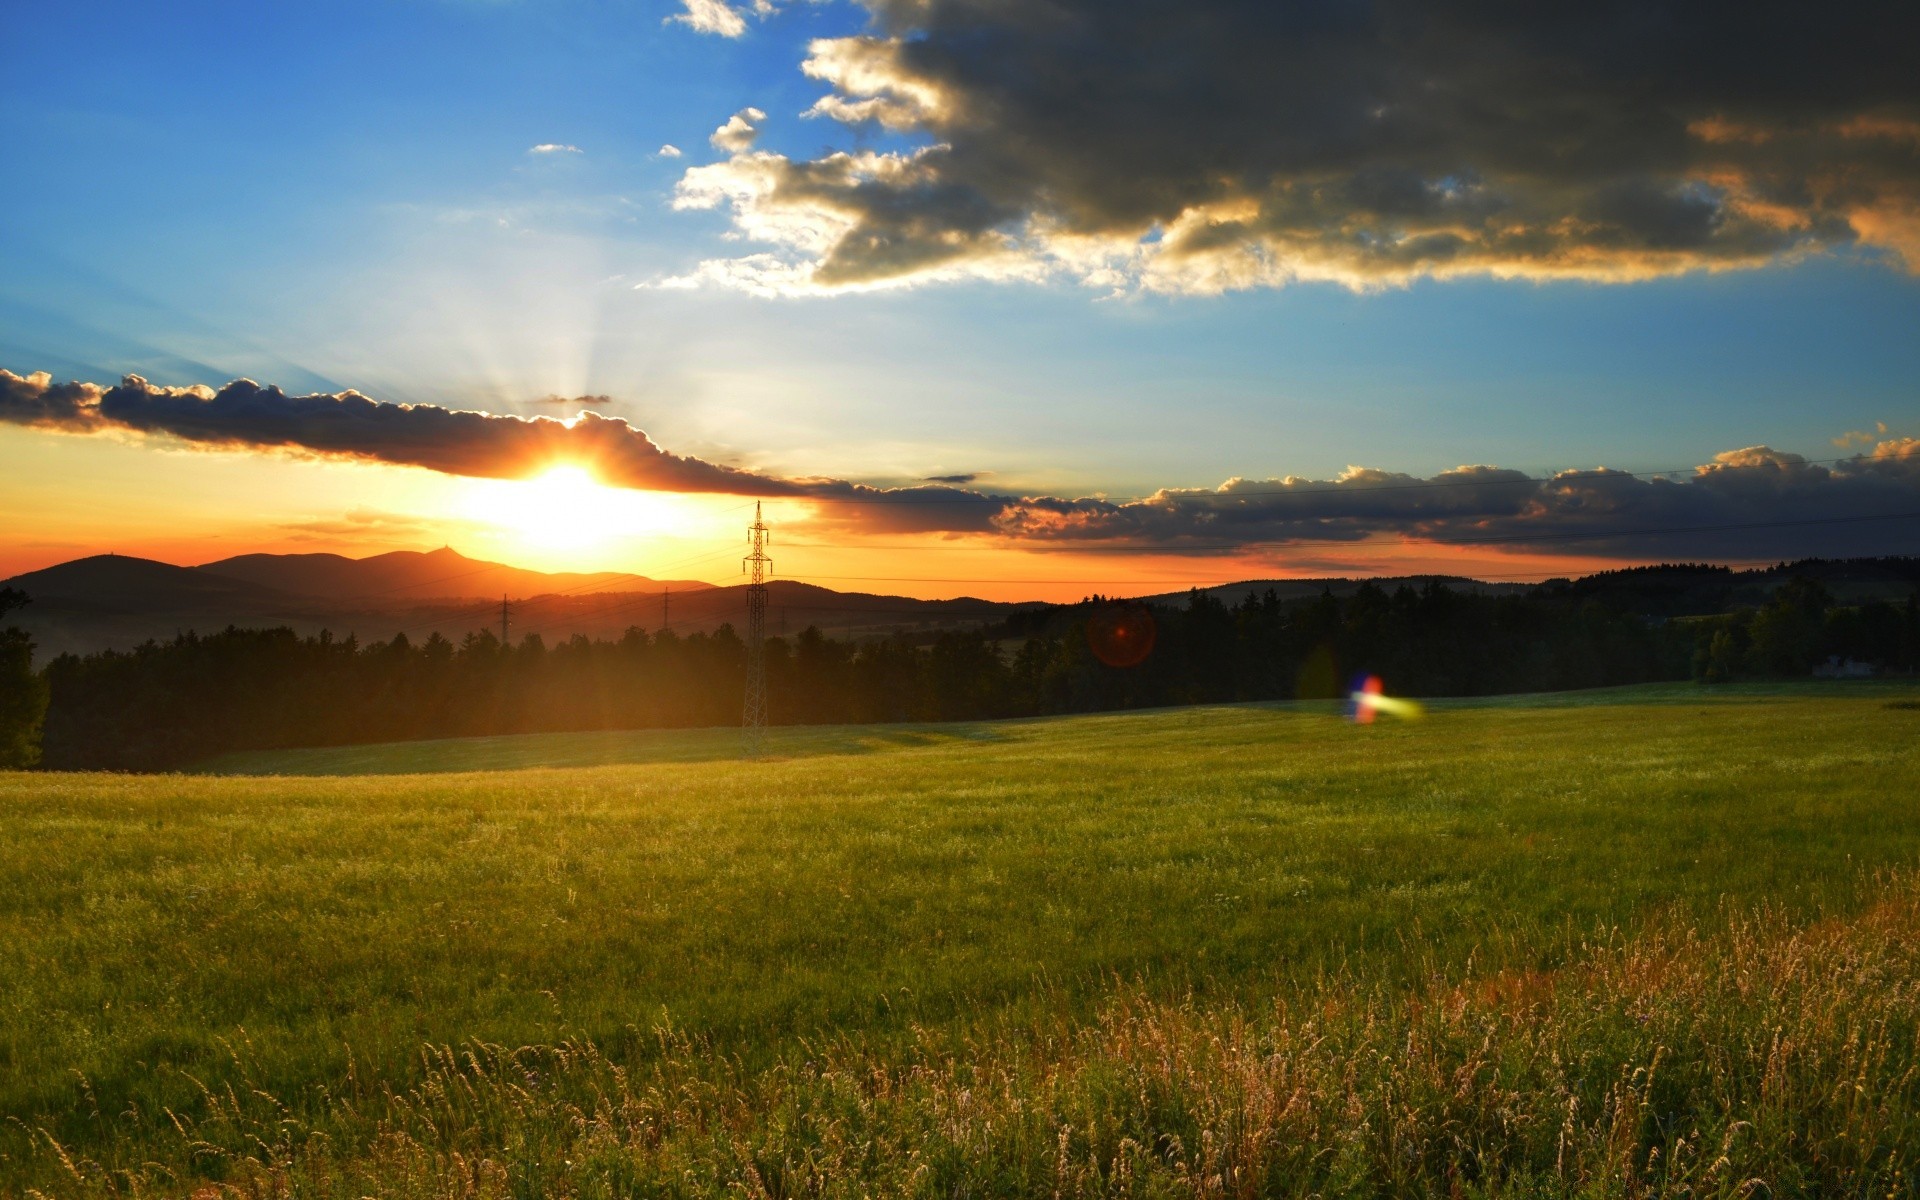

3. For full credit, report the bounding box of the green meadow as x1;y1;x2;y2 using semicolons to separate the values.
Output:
5;681;1920;1196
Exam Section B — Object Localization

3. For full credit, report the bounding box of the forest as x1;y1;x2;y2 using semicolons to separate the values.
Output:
10;567;1916;771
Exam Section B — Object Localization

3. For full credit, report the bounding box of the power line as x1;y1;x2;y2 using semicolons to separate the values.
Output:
742;502;771;757
394;511;1920;641
380;544;747;642
303;503;1920;649
253;497;769;644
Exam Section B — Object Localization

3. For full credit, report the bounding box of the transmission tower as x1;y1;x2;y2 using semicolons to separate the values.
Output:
742;501;772;755
499;594;511;646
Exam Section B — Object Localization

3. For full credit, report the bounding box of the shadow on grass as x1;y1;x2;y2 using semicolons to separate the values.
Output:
195;678;1918;777
194;722;1014;777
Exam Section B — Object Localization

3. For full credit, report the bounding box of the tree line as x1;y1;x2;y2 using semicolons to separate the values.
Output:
0;588;49;768
3;573;1916;771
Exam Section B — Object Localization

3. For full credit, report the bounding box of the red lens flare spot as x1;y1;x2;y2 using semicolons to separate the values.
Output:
1086;604;1157;668
1354;673;1383;723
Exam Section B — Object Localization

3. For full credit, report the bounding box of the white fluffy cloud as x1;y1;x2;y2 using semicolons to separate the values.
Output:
667;0;788;38
708;107;767;153
527;143;582;155
668;0;747;38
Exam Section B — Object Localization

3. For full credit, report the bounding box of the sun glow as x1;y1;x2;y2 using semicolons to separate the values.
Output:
458;466;698;565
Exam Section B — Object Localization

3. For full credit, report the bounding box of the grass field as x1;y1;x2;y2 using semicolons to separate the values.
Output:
5;681;1920;1196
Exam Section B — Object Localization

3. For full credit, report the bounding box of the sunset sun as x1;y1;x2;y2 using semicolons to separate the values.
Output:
460;466;687;559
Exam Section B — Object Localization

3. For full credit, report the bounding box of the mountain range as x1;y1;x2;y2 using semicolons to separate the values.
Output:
0;548;1033;661
196;548;674;602
4;549;1916;664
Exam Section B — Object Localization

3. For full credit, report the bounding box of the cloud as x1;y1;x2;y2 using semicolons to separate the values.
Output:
669;0;790;38
1835;422;1893;449
985;447;1920;560
0;370;104;428
281;508;435;537
0;368;805;497
667;0;1920;295
7;368;1919;562
528;143;583;155
669;0;747;38
666;144;1041;294
657;144;684;159
529;393;613;407
925;472;983;484
709;107;766;154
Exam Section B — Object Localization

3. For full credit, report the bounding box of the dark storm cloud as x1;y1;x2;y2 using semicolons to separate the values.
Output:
7;368;1917;560
670;0;1920;293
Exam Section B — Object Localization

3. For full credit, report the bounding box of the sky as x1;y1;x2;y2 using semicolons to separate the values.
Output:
3;0;1918;600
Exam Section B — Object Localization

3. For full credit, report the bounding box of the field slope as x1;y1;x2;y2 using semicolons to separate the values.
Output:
4;682;1919;1195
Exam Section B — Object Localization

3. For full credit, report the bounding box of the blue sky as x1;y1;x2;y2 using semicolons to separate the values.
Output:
6;0;1916;485
3;0;1919;587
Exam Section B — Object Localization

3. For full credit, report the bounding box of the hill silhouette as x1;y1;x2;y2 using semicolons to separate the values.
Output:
7;554;295;612
0;550;1039;661
197;546;712;603
6;550;1916;665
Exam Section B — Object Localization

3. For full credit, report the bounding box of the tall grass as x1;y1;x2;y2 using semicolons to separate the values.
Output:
5;684;1920;1195
26;882;1920;1197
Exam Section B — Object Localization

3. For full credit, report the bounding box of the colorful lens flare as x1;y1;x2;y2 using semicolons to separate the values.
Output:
1350;674;1424;723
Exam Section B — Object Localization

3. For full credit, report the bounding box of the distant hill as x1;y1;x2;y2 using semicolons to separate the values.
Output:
197;547;714;603
1136;575;1534;608
8;554;295;612
3;554;317;663
5;550;1914;664
0;551;1042;661
1139;560;1920;617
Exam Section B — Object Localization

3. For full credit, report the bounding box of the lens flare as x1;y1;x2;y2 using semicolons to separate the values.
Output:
1086;604;1157;668
1350;674;1424;723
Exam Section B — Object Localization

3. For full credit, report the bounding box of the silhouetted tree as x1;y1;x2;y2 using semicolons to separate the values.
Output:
0;589;49;768
1747;577;1832;675
27;573;1918;771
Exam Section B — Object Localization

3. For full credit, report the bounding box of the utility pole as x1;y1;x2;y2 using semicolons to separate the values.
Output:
661;585;670;634
742;502;771;756
500;594;511;647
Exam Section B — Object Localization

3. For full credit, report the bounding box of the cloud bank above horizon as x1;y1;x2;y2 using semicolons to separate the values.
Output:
663;0;1920;296
5;368;1917;562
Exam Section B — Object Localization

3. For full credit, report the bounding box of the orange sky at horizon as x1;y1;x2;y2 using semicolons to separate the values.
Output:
2;424;1690;603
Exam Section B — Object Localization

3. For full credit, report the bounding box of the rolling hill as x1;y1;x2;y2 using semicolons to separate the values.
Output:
7;550;1916;664
8;553;297;612
0;549;1041;661
195;546;712;603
